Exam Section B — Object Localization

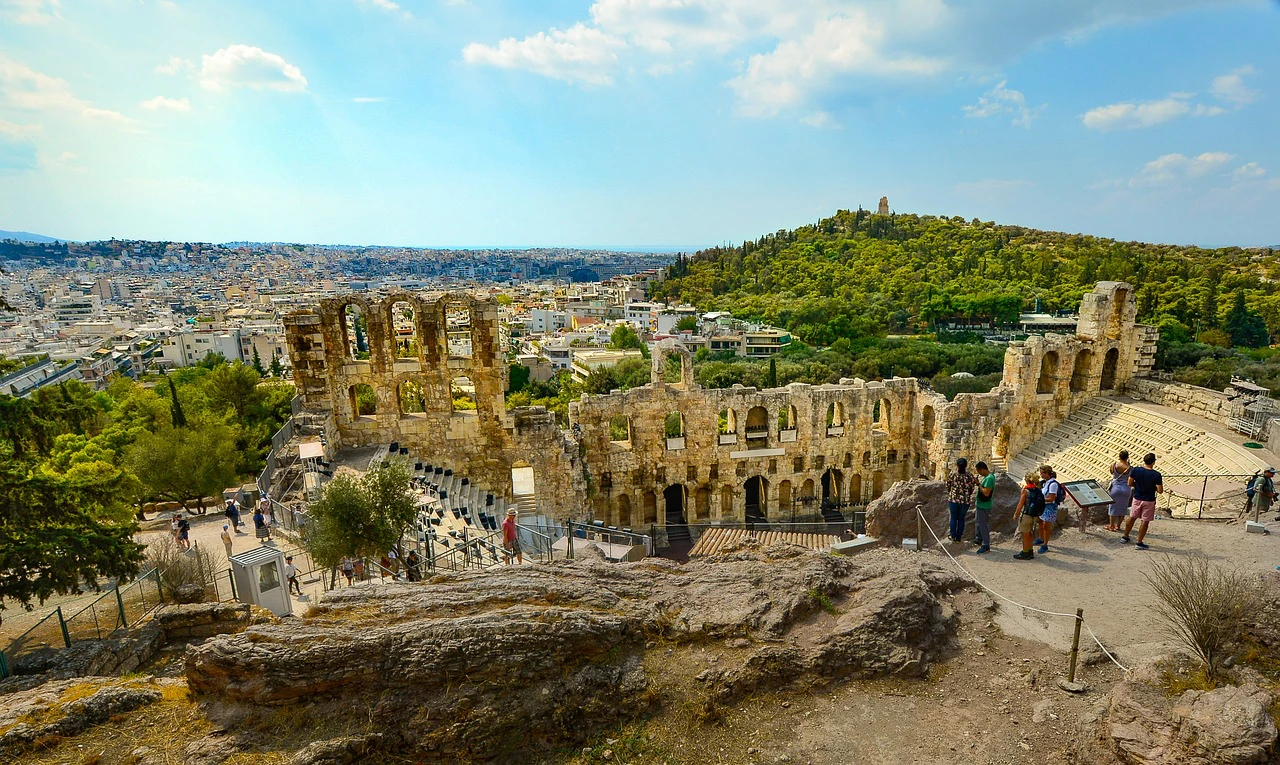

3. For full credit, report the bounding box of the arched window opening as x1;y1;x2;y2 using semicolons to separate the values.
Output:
1101;348;1120;391
445;302;473;358
778;479;793;513
718;408;737;444
1037;351;1059;394
720;485;734;519
849;474;862;504
664;411;685;438
398;379;426;416
343;304;367;360
746;405;769;444
1070;349;1093;392
843;453;853;468
609;415;632;444
450;375;476;414
778;405;798;441
349;383;376;419
826;402;845;435
921;405;935;441
389;301;416;359
872;398;891;433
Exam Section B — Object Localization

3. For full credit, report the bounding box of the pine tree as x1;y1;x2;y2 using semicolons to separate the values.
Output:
252;346;265;375
167;375;188;428
269;353;284;378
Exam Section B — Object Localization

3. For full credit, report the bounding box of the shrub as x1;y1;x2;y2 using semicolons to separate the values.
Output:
1143;555;1265;678
145;536;216;596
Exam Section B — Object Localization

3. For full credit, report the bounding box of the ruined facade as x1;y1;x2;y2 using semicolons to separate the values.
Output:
284;282;1156;528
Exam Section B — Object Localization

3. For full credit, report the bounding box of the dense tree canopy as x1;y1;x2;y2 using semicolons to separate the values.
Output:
652;211;1280;347
0;362;295;612
303;460;417;569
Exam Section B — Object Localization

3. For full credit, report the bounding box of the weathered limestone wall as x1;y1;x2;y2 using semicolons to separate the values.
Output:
284;293;585;517
283;282;1155;524
1124;378;1236;428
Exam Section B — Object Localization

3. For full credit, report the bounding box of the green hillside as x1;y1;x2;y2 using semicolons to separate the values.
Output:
651;210;1280;347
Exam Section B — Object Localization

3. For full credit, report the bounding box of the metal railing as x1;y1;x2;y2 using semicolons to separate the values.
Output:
1;568;164;678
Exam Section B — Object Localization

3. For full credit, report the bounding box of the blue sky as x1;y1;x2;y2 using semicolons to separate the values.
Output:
0;0;1276;248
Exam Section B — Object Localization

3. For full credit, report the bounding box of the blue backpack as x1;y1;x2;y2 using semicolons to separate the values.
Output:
1025;486;1045;517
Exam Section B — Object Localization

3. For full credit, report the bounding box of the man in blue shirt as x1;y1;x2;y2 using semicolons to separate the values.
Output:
1123;452;1163;550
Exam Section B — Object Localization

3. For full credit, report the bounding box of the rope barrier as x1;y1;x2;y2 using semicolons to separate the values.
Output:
915;507;1132;674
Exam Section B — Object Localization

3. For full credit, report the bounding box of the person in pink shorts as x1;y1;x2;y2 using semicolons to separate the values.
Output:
1123;452;1163;550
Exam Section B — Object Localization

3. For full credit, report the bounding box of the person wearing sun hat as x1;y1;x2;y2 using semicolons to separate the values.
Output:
501;508;523;565
1249;466;1277;521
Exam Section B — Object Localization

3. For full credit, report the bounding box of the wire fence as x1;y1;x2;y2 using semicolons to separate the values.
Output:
1;568;164;678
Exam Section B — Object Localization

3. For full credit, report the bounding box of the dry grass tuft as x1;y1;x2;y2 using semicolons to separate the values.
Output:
1143;554;1264;679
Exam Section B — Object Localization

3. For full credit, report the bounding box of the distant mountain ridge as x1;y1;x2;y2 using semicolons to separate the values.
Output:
0;230;66;244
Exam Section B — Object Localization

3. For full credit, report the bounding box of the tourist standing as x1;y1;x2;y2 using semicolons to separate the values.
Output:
225;499;244;534
220;525;233;558
170;513;181;546
944;458;980;543
502;508;523;565
284;556;302;596
1037;466;1061;554
405;549;421;582
1123;453;1164;550
1250;467;1276;521
1012;472;1045;560
176;515;191;551
1106;452;1133;532
253;507;272;543
973;462;995;554
340;557;354;585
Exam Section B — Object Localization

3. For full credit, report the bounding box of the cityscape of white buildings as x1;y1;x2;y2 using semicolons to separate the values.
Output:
0;238;793;397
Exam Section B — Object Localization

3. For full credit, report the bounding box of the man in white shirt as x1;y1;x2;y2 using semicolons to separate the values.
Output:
284;556;302;596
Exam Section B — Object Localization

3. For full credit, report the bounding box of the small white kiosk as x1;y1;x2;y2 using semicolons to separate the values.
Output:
229;546;293;616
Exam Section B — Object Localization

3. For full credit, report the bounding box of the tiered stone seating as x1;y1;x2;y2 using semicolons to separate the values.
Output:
1009;400;1269;483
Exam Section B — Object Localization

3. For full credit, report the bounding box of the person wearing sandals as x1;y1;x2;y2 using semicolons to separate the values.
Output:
1106;451;1133;532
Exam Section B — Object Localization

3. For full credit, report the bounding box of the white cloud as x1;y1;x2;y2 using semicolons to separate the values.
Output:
0;56;132;124
155;56;193;76
1084;66;1259;129
360;0;400;10
963;80;1042;127
1233;162;1266;181
1083;97;1191;130
1131;151;1234;186
801;110;839;129
463;25;621;86
352;96;387;103
140;95;192;112
728;11;945;117
463;0;1243;119
1;0;60;25
1211;65;1258;106
199;45;308;93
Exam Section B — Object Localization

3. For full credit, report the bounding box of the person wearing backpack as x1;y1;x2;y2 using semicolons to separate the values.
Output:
1038;465;1062;555
1248;467;1276;522
1012;472;1044;560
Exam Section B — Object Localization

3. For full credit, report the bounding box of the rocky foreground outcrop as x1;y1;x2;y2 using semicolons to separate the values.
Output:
187;544;969;762
1076;669;1279;765
866;474;1026;545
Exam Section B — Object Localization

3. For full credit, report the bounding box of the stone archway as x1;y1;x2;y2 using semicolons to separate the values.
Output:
663;484;687;527
1101;348;1119;391
744;476;768;526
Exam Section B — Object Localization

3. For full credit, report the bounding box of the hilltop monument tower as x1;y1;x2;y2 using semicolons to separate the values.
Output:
877;196;890;215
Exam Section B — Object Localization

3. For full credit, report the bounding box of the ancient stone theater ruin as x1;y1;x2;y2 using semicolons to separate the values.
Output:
283;282;1156;528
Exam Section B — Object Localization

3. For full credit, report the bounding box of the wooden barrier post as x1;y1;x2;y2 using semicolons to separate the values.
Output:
916;504;924;551
1068;608;1084;683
